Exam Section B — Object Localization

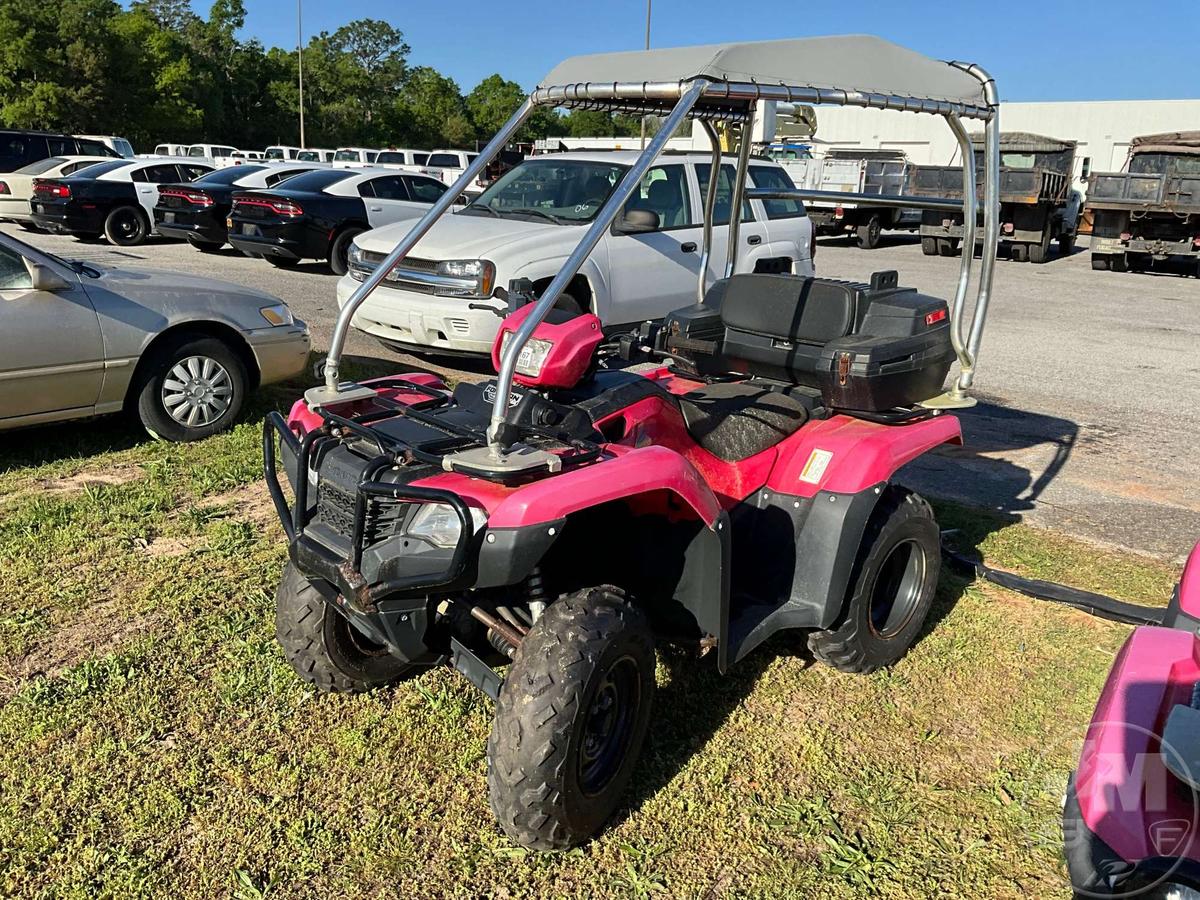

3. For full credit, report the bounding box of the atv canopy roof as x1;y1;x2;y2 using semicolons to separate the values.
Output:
969;131;1075;153
1131;131;1200;156
536;35;994;120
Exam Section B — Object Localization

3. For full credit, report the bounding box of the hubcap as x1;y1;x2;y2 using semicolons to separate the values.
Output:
117;212;138;238
868;538;927;639
161;356;233;427
578;656;640;795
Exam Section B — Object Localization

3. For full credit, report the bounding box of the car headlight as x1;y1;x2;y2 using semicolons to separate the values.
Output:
406;503;488;549
436;258;495;297
348;242;365;268
499;330;554;378
259;303;294;326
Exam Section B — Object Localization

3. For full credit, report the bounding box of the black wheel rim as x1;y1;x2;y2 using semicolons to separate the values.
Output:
578;656;640;796
867;538;927;639
335;615;390;659
115;211;139;240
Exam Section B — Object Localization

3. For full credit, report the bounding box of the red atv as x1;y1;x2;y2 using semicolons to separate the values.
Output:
264;37;1001;849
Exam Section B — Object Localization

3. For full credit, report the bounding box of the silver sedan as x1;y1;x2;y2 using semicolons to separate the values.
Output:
0;230;309;441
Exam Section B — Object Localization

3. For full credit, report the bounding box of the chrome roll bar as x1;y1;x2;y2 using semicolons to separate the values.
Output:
724;109;756;278
313;63;1001;452
944;113;978;392
487;79;707;448
749;189;964;212
311;98;536;403
696;120;722;303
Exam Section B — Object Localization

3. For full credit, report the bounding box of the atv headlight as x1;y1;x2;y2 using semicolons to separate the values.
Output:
499;330;554;378
259;303;294;326
435;258;495;297
406;503;488;549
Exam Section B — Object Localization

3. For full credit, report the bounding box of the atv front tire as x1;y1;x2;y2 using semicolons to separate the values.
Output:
488;587;656;850
275;562;415;692
808;487;939;674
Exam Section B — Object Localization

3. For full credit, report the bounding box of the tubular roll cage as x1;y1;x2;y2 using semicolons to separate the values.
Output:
317;62;1000;456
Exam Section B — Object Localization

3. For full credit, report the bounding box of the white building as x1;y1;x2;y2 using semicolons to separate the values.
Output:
801;99;1200;191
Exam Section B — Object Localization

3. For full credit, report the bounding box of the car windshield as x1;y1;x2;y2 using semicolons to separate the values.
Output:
265;148;285;160
334;150;361;161
15;157;70;175
270;169;352;193
427;153;461;168
187;146;208;157
195;165;267;185
467;159;625;224
114;139;134;157
297;151;320;161
376;152;406;164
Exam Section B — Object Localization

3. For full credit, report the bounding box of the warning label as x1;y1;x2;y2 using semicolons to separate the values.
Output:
798;448;833;485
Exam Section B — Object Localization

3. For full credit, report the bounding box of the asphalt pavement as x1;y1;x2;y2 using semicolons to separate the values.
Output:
7;223;1199;561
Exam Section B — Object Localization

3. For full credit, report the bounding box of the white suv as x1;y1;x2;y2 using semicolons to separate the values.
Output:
337;151;813;355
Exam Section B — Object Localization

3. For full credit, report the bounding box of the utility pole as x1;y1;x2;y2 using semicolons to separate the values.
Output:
639;0;651;149
297;0;305;148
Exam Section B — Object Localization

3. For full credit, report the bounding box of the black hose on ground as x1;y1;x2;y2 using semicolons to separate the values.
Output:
940;533;1166;627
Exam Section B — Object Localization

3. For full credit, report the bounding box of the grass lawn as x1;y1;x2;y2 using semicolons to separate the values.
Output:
0;385;1182;899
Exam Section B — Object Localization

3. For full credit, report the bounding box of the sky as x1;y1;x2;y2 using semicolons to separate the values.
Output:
209;0;1198;102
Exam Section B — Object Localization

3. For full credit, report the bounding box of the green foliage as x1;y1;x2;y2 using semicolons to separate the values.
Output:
0;2;583;152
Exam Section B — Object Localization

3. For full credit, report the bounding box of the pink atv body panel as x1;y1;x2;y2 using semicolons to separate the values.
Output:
285;368;962;530
1075;542;1200;864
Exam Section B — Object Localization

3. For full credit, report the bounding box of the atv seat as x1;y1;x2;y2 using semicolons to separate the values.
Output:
679;382;809;461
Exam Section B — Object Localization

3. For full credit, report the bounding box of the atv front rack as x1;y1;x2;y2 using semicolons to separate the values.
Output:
264;411;475;609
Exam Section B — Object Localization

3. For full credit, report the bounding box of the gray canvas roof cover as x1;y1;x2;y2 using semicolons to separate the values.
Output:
969;131;1075;152
538;35;990;114
1131;131;1200;156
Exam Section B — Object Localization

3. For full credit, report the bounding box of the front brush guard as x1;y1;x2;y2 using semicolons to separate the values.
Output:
263;412;474;612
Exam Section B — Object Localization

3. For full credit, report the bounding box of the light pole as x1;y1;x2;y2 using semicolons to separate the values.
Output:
297;0;305;148
639;0;651;149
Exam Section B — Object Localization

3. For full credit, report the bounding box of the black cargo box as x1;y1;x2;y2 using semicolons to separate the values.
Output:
688;271;955;412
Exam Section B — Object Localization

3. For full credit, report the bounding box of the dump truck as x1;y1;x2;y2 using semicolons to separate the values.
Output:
802;148;921;249
1086;131;1200;274
912;132;1081;263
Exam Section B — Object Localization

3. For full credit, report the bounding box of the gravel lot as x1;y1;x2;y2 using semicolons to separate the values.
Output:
7;223;1199;560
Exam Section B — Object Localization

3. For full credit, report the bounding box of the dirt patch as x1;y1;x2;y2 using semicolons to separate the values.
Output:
137;536;196;558
0;599;161;697
197;482;280;532
39;465;144;495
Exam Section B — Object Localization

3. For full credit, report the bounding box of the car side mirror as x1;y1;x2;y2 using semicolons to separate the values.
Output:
27;262;72;293
615;209;660;234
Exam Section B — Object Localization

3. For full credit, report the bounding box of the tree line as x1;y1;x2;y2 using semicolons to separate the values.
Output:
0;0;641;152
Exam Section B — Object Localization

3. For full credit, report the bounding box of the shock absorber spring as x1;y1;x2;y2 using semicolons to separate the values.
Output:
527;566;549;623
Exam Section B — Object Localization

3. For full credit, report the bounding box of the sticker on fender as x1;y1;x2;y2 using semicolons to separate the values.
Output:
798;449;833;485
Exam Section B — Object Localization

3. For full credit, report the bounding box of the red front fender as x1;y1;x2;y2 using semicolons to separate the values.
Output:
486;445;723;529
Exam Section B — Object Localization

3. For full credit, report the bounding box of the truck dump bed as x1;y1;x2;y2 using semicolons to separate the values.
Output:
1086;132;1200;215
911;164;1071;205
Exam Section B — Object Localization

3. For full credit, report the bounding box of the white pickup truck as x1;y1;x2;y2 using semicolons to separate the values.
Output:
337;150;814;355
423;149;480;192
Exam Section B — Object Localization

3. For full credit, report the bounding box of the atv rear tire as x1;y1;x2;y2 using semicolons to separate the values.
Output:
275;562;415;692
807;487;939;674
488;587;655;850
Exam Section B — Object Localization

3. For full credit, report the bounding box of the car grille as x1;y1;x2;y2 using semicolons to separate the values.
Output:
361;249;437;272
